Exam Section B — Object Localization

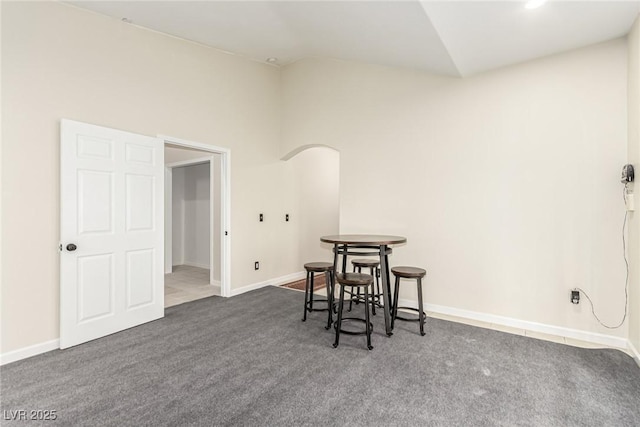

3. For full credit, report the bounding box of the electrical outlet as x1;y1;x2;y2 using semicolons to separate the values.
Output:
255;261;260;270
259;213;263;222
571;290;580;304
285;214;289;222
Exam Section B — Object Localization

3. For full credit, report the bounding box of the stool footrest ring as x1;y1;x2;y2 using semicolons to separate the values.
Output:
334;317;374;335
351;294;382;303
395;306;427;322
306;299;331;312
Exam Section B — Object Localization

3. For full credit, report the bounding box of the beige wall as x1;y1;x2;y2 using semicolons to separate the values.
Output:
282;40;629;337
628;15;640;355
289;147;340;265
0;2;295;353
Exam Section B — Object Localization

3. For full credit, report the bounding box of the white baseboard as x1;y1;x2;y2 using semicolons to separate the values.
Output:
210;281;221;296
629;340;640;368
397;297;629;350
229;271;305;297
271;271;307;286
181;262;210;270
1;339;59;366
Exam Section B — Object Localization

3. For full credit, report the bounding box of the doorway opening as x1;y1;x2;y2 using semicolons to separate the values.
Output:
165;158;215;307
161;136;230;306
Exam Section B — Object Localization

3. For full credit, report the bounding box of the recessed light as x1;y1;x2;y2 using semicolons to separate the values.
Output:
525;0;547;9
266;57;278;64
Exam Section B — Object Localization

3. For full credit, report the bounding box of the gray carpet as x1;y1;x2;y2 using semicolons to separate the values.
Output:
1;286;639;426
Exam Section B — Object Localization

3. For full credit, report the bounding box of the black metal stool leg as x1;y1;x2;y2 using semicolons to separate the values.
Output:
391;275;400;330
332;271;338;314
349;266;361;311
356;267;362;305
364;285;373;350
303;270;310;321
349;265;357;312
348;286;353;312
376;268;381;303
417;277;425;336
331;271;336;313
333;284;345;348
309;272;315;311
341;246;347;273
325;272;333;330
369;266;376;316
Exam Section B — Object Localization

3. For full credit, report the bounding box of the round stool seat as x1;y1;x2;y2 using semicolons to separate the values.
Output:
304;262;334;272
336;273;373;287
351;259;380;268
391;266;426;278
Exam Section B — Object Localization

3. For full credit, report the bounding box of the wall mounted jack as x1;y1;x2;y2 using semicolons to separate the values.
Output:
570;290;580;304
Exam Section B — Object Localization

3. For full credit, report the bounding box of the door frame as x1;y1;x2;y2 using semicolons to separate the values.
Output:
160;135;231;298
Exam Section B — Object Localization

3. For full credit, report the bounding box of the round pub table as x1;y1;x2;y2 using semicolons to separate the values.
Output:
321;234;406;336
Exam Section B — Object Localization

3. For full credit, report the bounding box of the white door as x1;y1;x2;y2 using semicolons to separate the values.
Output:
60;119;164;349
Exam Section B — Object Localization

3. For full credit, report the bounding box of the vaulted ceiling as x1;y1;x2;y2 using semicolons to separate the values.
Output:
68;1;640;77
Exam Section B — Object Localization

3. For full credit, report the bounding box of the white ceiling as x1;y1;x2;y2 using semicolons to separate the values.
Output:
68;1;640;77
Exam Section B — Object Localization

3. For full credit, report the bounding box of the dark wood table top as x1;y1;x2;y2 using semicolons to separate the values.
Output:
320;234;407;245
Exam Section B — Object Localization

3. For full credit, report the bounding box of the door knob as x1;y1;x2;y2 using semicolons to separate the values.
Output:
66;243;77;252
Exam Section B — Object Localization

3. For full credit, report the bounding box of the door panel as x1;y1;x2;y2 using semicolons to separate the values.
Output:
60;119;164;349
126;174;154;231
125;143;155;165
78;170;114;234
77;254;115;322
77;135;113;160
126;249;155;309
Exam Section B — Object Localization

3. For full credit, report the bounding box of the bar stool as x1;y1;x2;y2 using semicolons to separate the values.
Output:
349;259;381;315
391;266;427;336
302;262;335;330
333;272;374;350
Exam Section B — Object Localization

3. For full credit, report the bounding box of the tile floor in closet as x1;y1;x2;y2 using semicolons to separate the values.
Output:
165;265;217;308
